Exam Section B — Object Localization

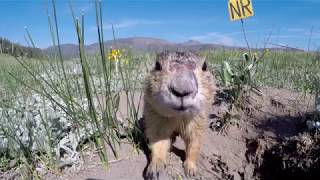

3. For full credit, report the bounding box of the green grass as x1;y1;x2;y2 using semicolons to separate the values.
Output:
0;47;319;178
205;49;320;93
1;50;317;94
0;48;152;177
0;54;33;91
256;51;319;92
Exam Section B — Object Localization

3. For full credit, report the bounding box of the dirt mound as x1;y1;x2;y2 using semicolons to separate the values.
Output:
42;87;317;180
256;133;320;180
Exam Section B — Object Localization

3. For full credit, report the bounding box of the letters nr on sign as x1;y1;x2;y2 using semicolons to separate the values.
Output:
228;0;254;21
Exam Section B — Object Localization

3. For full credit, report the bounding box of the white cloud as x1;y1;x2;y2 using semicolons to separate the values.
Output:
110;19;163;29
228;30;257;36
90;18;219;31
269;27;319;40
188;30;258;46
90;19;164;31
190;32;236;46
270;34;320;39
80;4;94;13
270;35;304;39
287;28;306;32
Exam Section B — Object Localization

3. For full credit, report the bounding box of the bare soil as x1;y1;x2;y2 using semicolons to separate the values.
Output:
44;87;319;180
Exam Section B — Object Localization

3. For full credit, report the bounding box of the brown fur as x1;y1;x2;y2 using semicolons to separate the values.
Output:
143;51;215;179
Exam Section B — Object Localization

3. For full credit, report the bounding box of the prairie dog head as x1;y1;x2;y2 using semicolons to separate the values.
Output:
144;51;214;118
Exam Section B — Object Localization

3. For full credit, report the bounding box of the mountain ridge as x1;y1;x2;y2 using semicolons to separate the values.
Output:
44;36;304;59
44;37;240;58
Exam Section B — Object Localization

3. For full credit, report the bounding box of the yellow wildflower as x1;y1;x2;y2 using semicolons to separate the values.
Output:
108;49;122;62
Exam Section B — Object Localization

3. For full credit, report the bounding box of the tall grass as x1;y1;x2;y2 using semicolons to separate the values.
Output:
0;48;318;178
0;0;148;178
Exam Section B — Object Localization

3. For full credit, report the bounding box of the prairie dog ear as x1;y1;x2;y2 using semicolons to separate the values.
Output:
202;61;208;71
155;61;162;71
196;55;206;67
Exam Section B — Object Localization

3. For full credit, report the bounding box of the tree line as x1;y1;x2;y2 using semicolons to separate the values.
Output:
0;37;44;59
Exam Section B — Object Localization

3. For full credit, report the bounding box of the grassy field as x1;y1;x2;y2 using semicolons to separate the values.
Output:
0;47;319;177
0;0;319;177
205;50;320;93
1;50;318;92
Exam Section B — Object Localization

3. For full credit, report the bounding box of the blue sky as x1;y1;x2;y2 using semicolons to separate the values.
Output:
0;0;319;50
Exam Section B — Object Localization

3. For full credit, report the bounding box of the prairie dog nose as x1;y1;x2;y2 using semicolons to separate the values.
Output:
169;71;198;98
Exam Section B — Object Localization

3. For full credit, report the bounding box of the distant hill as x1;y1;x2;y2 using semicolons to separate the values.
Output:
44;37;240;59
44;37;305;59
45;44;80;59
0;37;44;59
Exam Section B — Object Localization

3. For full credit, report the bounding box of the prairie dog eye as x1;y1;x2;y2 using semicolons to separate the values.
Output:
202;61;208;71
155;61;162;71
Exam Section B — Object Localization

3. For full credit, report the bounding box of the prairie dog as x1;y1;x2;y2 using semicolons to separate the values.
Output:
144;51;215;179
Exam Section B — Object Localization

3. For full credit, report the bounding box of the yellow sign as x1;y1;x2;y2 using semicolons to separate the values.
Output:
228;0;254;21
